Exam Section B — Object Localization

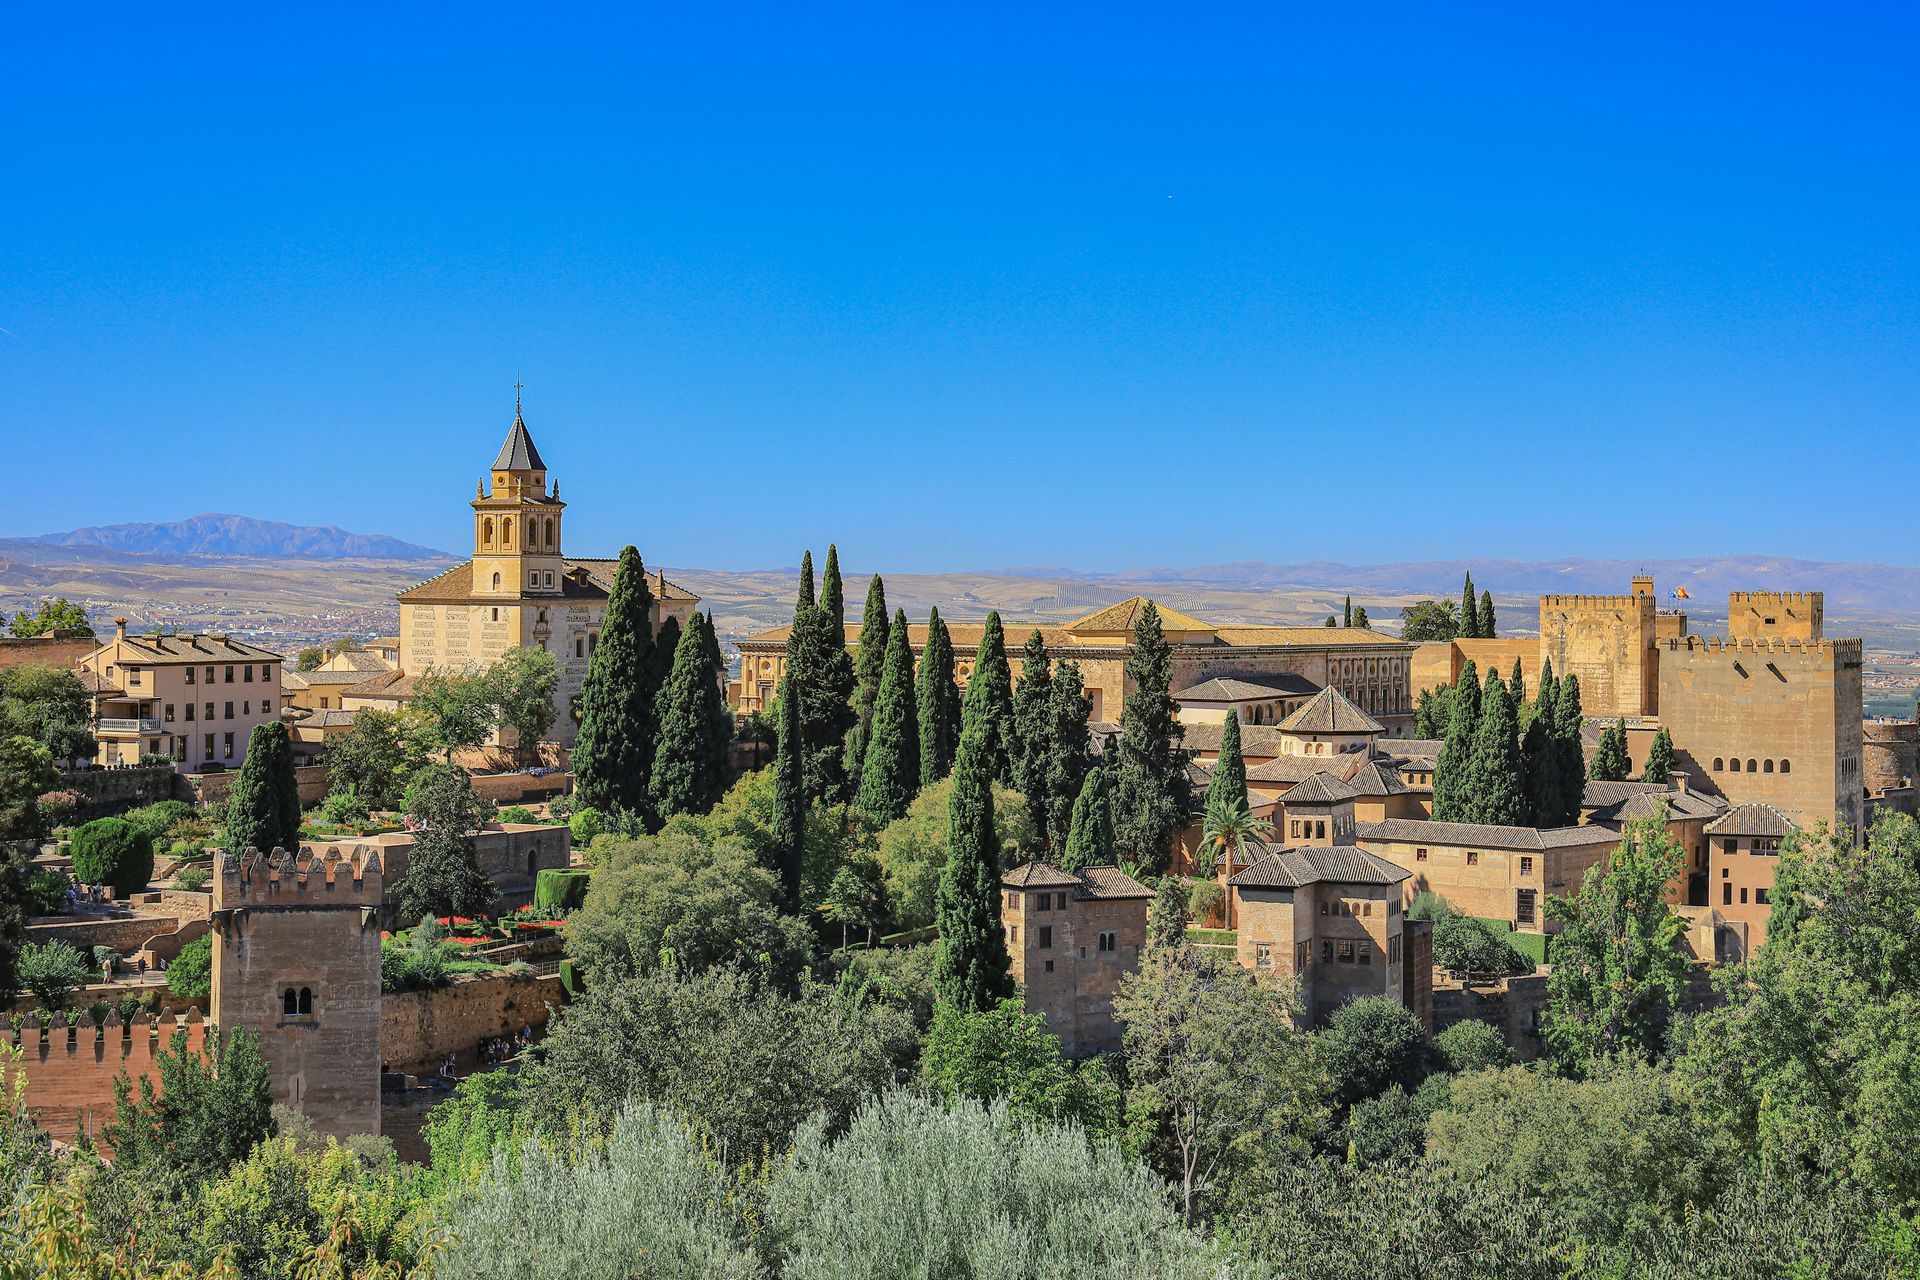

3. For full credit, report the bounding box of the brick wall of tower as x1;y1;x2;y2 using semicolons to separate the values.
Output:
1538;593;1657;718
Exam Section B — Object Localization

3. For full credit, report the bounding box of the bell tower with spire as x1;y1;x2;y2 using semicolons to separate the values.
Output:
472;385;566;598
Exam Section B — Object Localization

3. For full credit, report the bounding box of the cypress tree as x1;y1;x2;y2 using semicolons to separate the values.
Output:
1432;660;1480;822
917;607;961;785
1060;765;1116;872
223;722;300;853
1010;630;1054;846
1522;658;1560;826
1203;709;1249;827
1642;727;1677;785
1478;590;1497;640
845;575;890;782
1465;670;1527;825
856;610;920;822
1353;605;1370;629
1590;718;1632;783
963;612;1015;786
1343;596;1352;627
770;675;806;911
1043;658;1093;854
649;613;732;821
1510;657;1525;709
810;546;858;804
1109;602;1188;873
933;717;1014;1011
573;546;657;817
1552;674;1587;824
1461;573;1479;639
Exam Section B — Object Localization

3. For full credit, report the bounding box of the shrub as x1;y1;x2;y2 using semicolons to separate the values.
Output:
534;868;591;915
319;786;370;826
123;800;197;842
1407;890;1455;922
1432;914;1528;981
380;917;452;993
175;864;211;892
499;805;540;824
24;868;67;916
168;934;213;998
70;817;156;896
19;941;92;1010
1188;879;1226;927
568;806;607;846
1432;1019;1512;1075
36;789;82;828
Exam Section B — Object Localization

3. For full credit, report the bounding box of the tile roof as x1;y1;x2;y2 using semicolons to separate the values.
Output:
295;709;358;728
1359;818;1617;852
1002;861;1153;899
397;559;697;605
1277;686;1385;735
285;669;376;688
1212;626;1406;648
1385;738;1445;758
342;670;416;701
1228;846;1412;889
1076;865;1154;900
1003;861;1083;889
1706;803;1799;839
1185;721;1290;759
98;632;282;665
1064;597;1215;634
1580;780;1671;808
1175;674;1321;702
1344;760;1412;797
325;652;393;672
493;413;547;471
1283;772;1359;805
1247;754;1363;786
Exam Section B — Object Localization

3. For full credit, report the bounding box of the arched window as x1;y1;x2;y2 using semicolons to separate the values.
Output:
1763;759;1774;774
1729;758;1741;772
492;572;501;588
545;517;556;548
297;987;312;1015
502;518;513;546
1780;759;1791;774
1747;758;1758;773
282;989;297;1016
481;517;494;546
1713;758;1724;771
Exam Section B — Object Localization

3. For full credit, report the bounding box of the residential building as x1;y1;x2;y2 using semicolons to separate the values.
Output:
1706;802;1798;956
1001;861;1151;1057
77;621;284;770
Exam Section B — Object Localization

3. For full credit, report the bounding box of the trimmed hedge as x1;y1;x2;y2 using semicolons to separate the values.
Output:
534;868;591;914
70;817;155;897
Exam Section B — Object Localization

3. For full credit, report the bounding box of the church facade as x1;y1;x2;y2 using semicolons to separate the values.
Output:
390;405;698;746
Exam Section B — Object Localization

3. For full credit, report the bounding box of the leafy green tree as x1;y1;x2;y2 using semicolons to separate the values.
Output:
1318;995;1428;1109
563;826;812;986
489;644;559;762
650;613;734;821
822;863;879;951
70;817;155;896
396;764;495;920
933;718;1014;1012
1589;717;1631;783
1432;914;1527;983
963;612;1015;785
1431;1018;1511;1074
1109;602;1188;873
165;933;212;999
1352;605;1370;629
1010;629;1054;843
697;764;859;920
1463;669;1526;825
18;939;92;1009
0;735;57;840
1042;659;1093;853
916;607;962;785
8;597;91;637
573;545;658;819
325;707;431;811
921;998;1122;1134
1521;658;1560;827
0;665;94;762
1430;660;1479;822
876;775;1035;931
1059;765;1116;872
1114;949;1326;1222
1641;726;1676;784
771;675;807;911
411;666;498;762
1477;589;1496;639
1145;877;1190;954
856;610;921;823
295;646;326;671
1543;811;1690;1072
845;574;890;783
1460;572;1479;639
221;722;301;854
1412;683;1453;739
191;1131;418;1280
1398;599;1460;643
767;1091;1219;1280
105;1026;275;1186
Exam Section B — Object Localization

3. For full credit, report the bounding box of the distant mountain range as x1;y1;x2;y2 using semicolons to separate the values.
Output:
32;514;448;560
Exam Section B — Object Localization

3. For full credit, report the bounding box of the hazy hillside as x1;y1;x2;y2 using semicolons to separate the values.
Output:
35;514;448;560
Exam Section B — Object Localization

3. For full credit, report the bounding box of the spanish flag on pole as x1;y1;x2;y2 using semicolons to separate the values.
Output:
1670;586;1690;600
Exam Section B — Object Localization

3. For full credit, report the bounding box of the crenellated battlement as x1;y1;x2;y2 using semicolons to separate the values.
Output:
214;844;386;908
1729;591;1822;608
1540;593;1653;611
1660;635;1860;660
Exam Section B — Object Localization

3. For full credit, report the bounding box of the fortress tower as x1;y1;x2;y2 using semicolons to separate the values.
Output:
1727;591;1823;642
1538;583;1658;718
210;845;385;1137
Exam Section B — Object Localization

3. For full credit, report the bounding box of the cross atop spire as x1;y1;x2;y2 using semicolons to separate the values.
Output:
514;374;524;420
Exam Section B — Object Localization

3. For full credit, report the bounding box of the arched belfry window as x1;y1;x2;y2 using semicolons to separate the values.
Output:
492;572;502;589
481;517;494;546
282;989;297;1016
547;517;557;549
503;518;513;547
297;987;312;1015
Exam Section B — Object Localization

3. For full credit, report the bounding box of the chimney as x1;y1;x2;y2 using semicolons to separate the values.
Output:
114;618;128;641
1670;769;1689;797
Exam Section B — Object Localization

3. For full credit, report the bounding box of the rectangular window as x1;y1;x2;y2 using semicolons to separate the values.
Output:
1358;946;1372;966
185;703;195;722
224;702;234;719
1296;942;1310;969
1520;856;1533;876
576;638;585;657
1388;935;1401;964
1740;887;1748;904
1043;960;1054;973
1415;847;1428;861
164;704;175;722
1756;887;1770;904
263;697;273;713
185;667;195;685
204;666;215;684
530;571;539;587
1254;943;1273;968
244;665;253;683
1321;940;1333;962
1008;925;1017;944
1318;901;1329;916
1337;940;1355;964
204;733;214;758
1723;883;1733;905
242;701;250;716
320;697;330;709
205;703;214;722
544;572;553;587
262;664;274;682
1516;888;1537;926
1466;851;1479;867
223;732;235;758
224;665;234;683
1038;925;1053;950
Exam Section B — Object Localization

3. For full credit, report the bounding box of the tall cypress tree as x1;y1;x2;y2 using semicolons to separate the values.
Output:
1522;658;1560;826
933;717;1014;1012
807;545;857;804
856;610;921;823
1510;657;1526;709
649;612;732;821
572;545;656;817
1203;709;1248;827
1043;659;1093;854
1110;602;1188;873
771;675;806;911
1343;596;1353;627
845;575;890;782
1010;629;1054;846
1461;573;1480;639
224;722;301;853
917;607;961;786
1642;727;1677;785
1478;590;1497;641
1590;719;1632;783
1060;765;1116;872
1465;670;1527;825
1432;659;1480;822
963;612;1016;786
1552;674;1587;824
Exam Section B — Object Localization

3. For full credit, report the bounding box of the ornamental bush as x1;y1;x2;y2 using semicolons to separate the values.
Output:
69;817;155;896
534;868;591;915
168;934;212;999
122;799;196;843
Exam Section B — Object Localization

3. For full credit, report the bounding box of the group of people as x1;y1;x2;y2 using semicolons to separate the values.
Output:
432;1026;537;1082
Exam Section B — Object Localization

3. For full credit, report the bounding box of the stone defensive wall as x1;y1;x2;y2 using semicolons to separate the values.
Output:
1658;635;1861;657
190;763;331;809
1728;590;1822;609
381;969;567;1076
11;1010;209;1147
55;763;187;820
1540;593;1648;610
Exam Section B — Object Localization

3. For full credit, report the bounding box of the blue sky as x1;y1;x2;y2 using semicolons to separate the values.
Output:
4;4;1915;572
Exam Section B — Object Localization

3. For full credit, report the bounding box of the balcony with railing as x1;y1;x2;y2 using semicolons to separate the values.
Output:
97;717;163;736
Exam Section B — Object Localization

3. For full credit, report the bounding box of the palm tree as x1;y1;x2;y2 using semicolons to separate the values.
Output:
1197;798;1273;878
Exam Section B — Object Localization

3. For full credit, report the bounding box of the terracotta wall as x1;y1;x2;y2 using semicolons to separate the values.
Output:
14;1014;207;1147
